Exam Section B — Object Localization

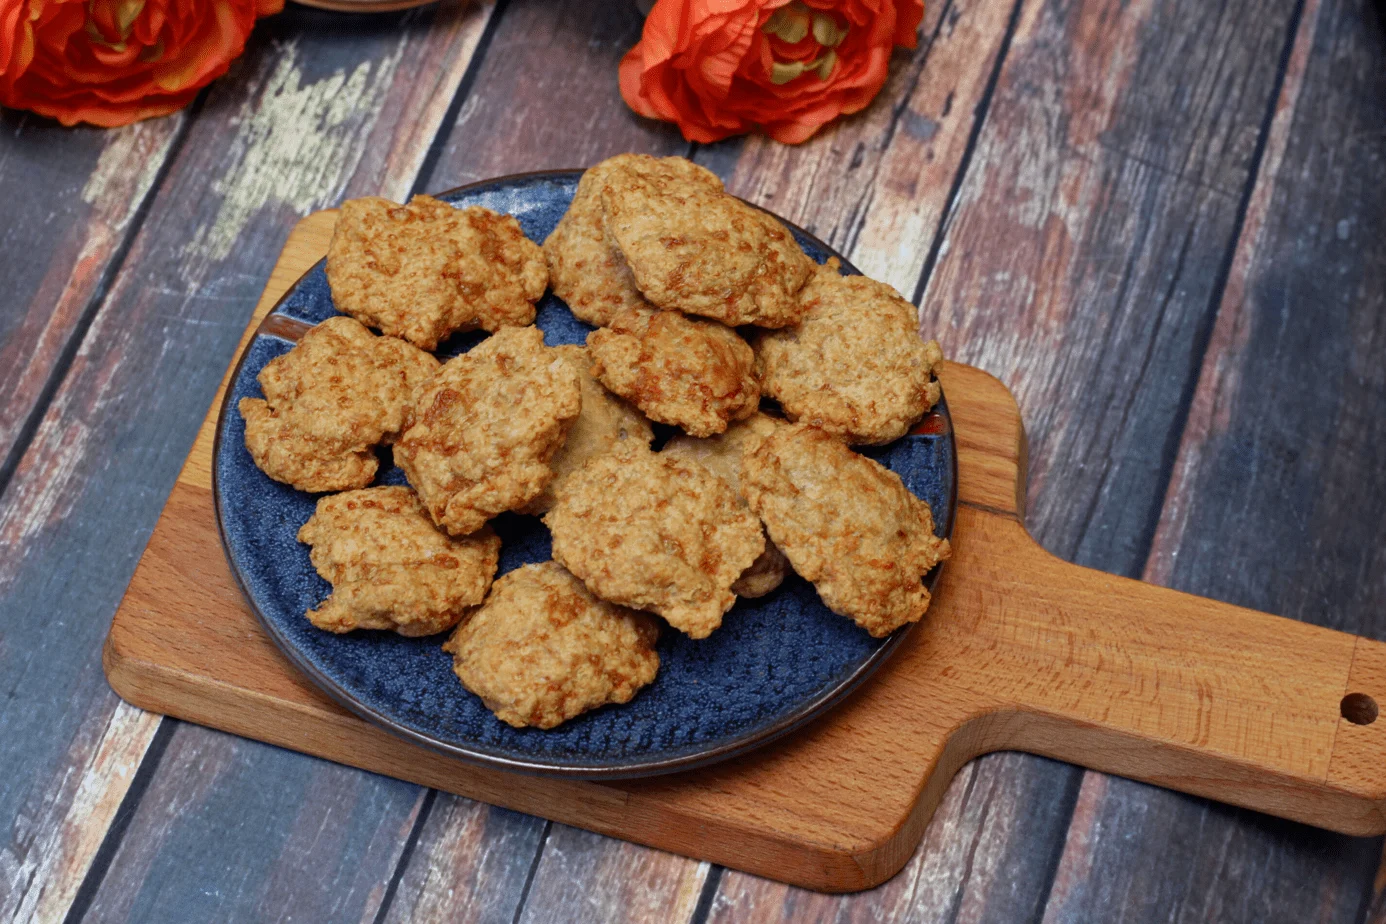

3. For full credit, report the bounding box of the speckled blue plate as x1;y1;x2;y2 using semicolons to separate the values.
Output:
214;171;956;779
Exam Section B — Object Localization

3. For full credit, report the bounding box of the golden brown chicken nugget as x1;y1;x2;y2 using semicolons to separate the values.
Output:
395;326;581;536
443;562;660;729
326;195;547;350
542;156;688;326
741;424;950;637
756;260;944;445
587;308;759;437
297;486;500;636
521;345;653;515
545;447;764;639
662;412;789;598
599;156;813;328
238;316;439;493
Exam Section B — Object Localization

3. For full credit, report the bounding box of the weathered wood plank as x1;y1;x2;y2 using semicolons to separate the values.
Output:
0;4;498;921
379;801;546;924
1366;851;1386;924
516;828;711;924
1040;0;1386;918
0;117;181;475
709;0;1308;916
81;726;424;923
706;753;1070;921
428;0;690;188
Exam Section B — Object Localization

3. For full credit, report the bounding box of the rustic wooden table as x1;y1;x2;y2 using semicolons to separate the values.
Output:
2;0;1383;920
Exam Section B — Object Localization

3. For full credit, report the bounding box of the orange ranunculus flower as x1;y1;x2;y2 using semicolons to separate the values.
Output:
0;0;283;128
620;0;924;145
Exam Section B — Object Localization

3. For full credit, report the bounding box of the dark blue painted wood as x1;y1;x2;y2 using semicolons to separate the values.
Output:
1040;0;1386;919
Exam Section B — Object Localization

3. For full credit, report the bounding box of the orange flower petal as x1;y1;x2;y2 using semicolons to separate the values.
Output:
1;0;264;126
622;0;922;144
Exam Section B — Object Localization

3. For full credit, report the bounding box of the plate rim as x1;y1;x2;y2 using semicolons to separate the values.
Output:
212;168;959;780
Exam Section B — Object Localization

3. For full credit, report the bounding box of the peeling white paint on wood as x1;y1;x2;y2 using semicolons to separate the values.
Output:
0;7;509;924
0;119;180;457
81;120;181;228
1;700;161;923
184;43;402;267
0;415;92;584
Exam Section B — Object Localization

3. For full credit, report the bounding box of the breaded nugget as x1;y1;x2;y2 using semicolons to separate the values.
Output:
587;308;759;437
326;195;547;350
395;326;581;536
741;424;950;637
755;260;944;445
297;486;500;636
599;156;813;328
543;156;684;326
521;345;653;515
662;412;789;598
545;447;764;638
239;316;439;493
443;562;660;729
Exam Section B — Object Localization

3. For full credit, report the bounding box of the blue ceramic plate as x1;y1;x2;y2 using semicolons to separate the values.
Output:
214;171;956;779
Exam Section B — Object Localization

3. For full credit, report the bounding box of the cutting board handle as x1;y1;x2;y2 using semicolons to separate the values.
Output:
940;510;1386;835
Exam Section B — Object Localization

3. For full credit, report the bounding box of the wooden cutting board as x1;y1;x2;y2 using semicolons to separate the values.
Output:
105;212;1386;893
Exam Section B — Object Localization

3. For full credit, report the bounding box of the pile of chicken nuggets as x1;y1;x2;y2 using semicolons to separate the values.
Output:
240;154;950;731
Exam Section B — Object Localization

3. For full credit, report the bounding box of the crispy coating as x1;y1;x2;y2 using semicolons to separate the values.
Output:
599;156;813;328
662;413;789;598
542;156;681;326
443;562;660;729
741;424;950;637
587;308;759;437
661;411;781;492
395;326;581;536
521;346;654;515
326;195;547;350
297;486;500;636
239;316;439;493
545;448;765;638
756;260;944;445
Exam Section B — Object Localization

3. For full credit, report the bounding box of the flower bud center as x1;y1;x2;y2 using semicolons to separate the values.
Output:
85;0;147;50
761;1;848;85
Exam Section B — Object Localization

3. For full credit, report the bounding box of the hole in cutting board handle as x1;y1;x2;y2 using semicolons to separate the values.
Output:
1341;693;1379;726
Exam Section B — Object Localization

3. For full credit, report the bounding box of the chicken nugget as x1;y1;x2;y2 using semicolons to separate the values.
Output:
443;561;660;729
521;345;653;515
239;316;439;493
543;156;693;326
756;260;944;445
741;424;950;637
326;195;547;350
599;156;813;328
662;412;789;598
297;486;500;636
395;326;581;536
545;447;764;639
587;308;759;437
